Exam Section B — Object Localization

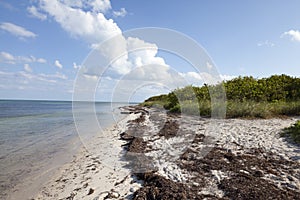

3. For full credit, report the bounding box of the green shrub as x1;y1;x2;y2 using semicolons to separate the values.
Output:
281;120;300;144
140;74;300;118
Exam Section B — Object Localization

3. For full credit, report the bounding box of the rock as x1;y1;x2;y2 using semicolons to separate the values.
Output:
253;170;264;177
287;175;294;181
104;191;120;199
98;192;109;199
87;188;94;195
130;187;135;193
281;182;298;190
239;169;250;175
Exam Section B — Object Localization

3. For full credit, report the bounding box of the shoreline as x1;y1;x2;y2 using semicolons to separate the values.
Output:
21;106;300;199
5;133;82;200
32;109;143;200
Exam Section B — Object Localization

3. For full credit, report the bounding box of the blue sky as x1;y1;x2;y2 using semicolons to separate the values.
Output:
0;0;300;101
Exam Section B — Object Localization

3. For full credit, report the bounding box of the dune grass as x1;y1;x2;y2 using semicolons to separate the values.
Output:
226;100;300;118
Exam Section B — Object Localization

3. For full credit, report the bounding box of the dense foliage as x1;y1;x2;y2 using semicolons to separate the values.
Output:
225;74;300;102
141;74;300;118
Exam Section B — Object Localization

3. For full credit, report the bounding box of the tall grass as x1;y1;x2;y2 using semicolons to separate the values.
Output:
141;100;300;118
226;101;300;118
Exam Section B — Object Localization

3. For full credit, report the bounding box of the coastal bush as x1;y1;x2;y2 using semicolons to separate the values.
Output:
141;74;300;118
281;120;300;144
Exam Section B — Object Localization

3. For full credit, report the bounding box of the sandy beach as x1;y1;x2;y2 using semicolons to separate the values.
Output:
28;106;300;199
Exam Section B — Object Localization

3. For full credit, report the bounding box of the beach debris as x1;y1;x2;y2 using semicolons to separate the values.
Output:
87;188;94;195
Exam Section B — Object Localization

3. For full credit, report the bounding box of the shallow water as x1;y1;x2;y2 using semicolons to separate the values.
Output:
0;100;130;199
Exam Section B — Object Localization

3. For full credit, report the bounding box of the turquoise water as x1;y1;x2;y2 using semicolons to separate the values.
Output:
0;100;130;199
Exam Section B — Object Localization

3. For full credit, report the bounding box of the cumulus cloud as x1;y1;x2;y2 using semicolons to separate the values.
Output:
127;37;166;66
91;0;111;13
113;8;127;17
100;36;168;76
57;0;111;13
283;30;300;42
124;65;173;82
36;0;222;101
24;64;33;73
37;0;167;76
39;0;120;44
27;6;47;20
55;60;63;69
0;22;37;38
179;71;203;85
109;65;187;102
58;0;84;8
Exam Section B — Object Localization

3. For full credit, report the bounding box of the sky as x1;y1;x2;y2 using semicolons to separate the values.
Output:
0;0;300;101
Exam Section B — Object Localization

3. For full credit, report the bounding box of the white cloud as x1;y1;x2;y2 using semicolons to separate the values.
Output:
178;72;235;85
40;72;68;80
107;65;187;102
24;64;33;73
0;51;14;63
83;74;98;80
0;51;47;64
220;74;236;81
206;62;213;70
124;65;172;82
37;0;220;101
0;70;68;85
283;30;300;42
54;60;63;69
91;0;111;13
57;0;83;8
27;6;47;20
0;69;70;100
73;62;81;69
36;58;47;63
37;0;170;81
39;0;120;44
57;0;111;13
257;40;275;47
0;22;37;38
178;71;205;86
113;8;127;17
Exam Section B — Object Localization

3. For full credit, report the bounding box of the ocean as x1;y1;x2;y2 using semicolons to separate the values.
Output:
0;100;130;199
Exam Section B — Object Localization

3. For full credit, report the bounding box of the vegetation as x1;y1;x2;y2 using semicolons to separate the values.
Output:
281;120;300;144
141;74;300;118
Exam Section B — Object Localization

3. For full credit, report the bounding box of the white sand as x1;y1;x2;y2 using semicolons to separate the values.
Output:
138;111;300;197
22;108;300;199
32;113;142;200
